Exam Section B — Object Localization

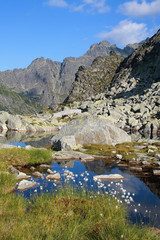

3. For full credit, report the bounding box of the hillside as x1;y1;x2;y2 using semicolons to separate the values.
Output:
0;83;42;114
109;30;160;98
0;41;140;113
67;52;123;102
67;30;160;135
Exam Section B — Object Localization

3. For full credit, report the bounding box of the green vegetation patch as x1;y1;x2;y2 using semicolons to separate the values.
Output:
0;148;53;169
82;142;138;161
0;180;159;240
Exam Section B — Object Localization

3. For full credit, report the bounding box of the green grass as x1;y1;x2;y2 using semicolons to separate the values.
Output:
0;148;53;169
82;142;138;161
82;142;160;162
0;175;159;240
0;147;159;239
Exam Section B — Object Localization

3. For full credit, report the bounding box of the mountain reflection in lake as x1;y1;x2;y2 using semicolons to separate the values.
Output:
0;130;159;148
0;130;57;148
17;159;160;228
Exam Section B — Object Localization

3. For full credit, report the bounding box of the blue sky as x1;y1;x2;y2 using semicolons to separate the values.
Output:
0;0;160;71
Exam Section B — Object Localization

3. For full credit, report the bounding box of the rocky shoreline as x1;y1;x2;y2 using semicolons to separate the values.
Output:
1;138;159;191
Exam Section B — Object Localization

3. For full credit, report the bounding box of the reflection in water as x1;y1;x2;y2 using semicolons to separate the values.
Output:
0;130;159;148
0;130;57;147
17;159;160;228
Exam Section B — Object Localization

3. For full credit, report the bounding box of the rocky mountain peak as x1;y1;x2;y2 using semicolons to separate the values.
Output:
66;52;123;102
107;29;160;99
0;38;144;113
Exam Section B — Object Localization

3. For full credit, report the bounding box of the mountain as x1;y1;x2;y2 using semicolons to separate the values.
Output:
0;41;141;113
66;52;123;102
66;30;160;135
0;83;42;114
108;30;160;98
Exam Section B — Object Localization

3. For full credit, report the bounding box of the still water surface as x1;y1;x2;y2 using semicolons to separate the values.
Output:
16;159;160;228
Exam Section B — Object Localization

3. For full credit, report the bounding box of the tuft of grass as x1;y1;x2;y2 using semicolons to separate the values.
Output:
0;148;53;169
0;182;159;240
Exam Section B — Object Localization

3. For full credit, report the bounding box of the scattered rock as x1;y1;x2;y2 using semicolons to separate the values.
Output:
155;154;160;160
8;165;19;174
30;166;36;171
153;170;160;175
53;109;81;118
40;164;51;169
142;161;151;165
130;167;143;171
47;169;54;174
32;171;43;178
93;174;124;181
46;173;61;180
25;145;33;149
154;161;160;167
16;172;31;180
116;154;123;160
17;180;38;191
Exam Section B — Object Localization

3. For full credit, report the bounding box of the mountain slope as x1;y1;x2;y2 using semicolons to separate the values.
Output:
67;52;123;102
0;41;141;113
66;30;160;135
108;30;160;98
0;83;42;114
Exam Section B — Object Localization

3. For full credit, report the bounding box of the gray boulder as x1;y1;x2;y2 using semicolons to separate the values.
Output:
17;180;38;191
93;174;124;181
51;115;131;151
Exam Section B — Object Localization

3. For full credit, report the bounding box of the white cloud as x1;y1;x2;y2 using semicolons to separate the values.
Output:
119;0;160;17
97;20;148;46
45;0;110;13
46;0;68;7
82;0;110;13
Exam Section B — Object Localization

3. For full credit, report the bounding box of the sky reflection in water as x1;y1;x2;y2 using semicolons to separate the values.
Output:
16;159;160;228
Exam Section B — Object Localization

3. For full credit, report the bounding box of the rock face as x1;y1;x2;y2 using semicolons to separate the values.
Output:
67;30;160;135
51;114;131;151
67;52;123;102
0;41;140;113
109;30;160;98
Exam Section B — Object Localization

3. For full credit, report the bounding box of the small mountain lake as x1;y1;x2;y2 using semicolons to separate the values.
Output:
16;159;160;228
1;130;160;228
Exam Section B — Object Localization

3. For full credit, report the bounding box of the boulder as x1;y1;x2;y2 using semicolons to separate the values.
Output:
17;180;38;191
16;172;31;180
47;169;54;174
51;115;131;151
40;164;51;169
32;171;43;178
93;174;124;181
46;173;61;180
8;165;19;174
153;170;160;176
7;116;27;131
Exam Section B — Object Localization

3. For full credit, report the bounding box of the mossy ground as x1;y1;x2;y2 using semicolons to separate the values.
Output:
82;142;160;162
